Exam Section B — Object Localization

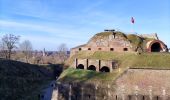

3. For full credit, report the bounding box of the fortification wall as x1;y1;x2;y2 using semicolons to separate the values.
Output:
53;69;170;100
115;69;170;95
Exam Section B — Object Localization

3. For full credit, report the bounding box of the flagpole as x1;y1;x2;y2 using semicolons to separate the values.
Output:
131;17;136;34
131;22;134;33
133;22;135;34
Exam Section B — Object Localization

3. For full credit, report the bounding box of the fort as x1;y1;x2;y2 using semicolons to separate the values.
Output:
70;30;168;72
56;30;170;100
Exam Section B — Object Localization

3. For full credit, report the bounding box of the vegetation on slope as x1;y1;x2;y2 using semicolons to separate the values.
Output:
89;31;155;52
69;51;170;69
58;68;124;86
89;31;127;41
127;34;143;50
61;31;168;85
0;59;53;100
62;51;170;84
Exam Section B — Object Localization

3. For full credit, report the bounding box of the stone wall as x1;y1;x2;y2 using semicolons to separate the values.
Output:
54;82;170;100
70;34;133;56
52;69;170;100
115;69;170;95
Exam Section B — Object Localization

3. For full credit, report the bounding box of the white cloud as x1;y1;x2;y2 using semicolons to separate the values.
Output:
0;20;89;37
0;19;92;50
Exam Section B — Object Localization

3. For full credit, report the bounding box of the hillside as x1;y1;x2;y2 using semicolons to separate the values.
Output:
0;59;53;100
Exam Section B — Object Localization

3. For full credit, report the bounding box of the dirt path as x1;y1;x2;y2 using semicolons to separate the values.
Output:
41;80;56;100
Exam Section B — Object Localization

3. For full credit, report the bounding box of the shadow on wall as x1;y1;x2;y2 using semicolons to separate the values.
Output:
46;64;64;79
57;83;107;100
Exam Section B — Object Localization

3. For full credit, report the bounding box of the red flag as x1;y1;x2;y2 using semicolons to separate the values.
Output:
131;17;135;24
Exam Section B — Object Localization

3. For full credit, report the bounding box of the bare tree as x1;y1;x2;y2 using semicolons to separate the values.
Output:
1;34;20;59
0;42;8;58
20;40;33;63
57;43;68;63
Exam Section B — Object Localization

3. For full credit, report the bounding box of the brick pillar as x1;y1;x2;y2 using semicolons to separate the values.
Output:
75;58;78;68
86;59;88;70
99;60;101;72
96;60;100;72
110;66;112;72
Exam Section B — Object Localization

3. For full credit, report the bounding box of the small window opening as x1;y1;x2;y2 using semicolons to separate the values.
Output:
110;48;114;51
88;48;91;50
123;48;128;51
79;48;81;51
98;48;102;50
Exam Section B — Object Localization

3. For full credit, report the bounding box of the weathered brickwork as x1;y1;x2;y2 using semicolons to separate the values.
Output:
74;58;118;72
71;31;168;56
70;31;168;72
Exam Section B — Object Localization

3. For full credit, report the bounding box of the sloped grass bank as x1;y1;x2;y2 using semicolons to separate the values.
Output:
0;59;53;100
63;51;170;84
58;68;126;86
69;51;170;69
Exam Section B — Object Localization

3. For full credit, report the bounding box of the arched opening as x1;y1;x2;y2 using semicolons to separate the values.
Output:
151;42;161;52
100;66;110;72
77;64;84;69
87;65;96;71
79;48;81;51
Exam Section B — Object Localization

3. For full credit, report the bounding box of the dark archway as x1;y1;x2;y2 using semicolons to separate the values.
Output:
151;42;161;52
77;64;84;69
87;65;96;71
100;66;110;72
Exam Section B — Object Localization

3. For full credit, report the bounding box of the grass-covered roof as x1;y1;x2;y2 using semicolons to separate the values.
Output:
88;31;155;51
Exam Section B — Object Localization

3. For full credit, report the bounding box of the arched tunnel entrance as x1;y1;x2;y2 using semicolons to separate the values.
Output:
100;66;110;72
87;65;96;71
151;42;162;52
77;64;84;69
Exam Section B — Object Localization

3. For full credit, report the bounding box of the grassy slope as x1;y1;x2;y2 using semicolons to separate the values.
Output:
69;51;170;68
0;59;53;100
60;51;170;84
58;68;123;87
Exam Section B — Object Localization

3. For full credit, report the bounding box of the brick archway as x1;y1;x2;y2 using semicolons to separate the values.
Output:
100;66;110;72
151;42;161;52
147;40;166;52
87;65;96;71
77;64;84;69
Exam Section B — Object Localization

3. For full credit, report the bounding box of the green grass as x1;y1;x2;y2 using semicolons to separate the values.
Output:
69;51;170;69
63;51;170;84
58;68;124;86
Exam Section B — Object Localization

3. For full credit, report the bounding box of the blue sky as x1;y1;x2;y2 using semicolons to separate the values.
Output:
0;0;170;50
